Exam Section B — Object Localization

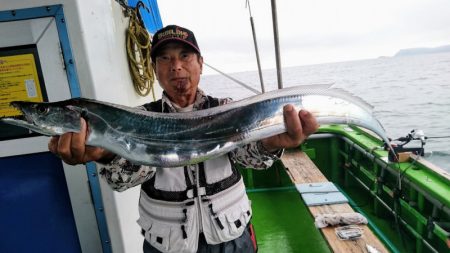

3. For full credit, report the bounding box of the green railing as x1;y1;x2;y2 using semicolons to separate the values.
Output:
302;125;450;253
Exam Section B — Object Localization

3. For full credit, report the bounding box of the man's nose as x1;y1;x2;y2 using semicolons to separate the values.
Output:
170;57;183;71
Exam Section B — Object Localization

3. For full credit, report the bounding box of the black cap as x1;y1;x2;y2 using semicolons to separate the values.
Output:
151;25;200;61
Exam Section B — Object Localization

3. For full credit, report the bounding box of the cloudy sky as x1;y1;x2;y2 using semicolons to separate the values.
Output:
157;0;450;75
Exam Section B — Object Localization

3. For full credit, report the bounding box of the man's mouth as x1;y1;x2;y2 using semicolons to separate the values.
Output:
171;77;189;89
171;77;188;81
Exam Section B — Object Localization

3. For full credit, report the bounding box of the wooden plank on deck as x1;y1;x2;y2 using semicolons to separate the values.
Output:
282;150;388;253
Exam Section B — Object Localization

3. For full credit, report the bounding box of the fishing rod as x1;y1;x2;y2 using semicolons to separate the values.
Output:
387;129;450;162
388;129;426;161
425;135;450;139
270;0;283;89
393;129;450;141
204;62;261;95
246;0;265;93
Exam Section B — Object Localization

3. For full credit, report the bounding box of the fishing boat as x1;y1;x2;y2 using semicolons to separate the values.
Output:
0;1;448;253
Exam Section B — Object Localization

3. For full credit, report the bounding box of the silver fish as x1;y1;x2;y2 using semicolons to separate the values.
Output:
1;85;392;167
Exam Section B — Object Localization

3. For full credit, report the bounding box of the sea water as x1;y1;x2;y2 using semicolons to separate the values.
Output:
201;52;450;172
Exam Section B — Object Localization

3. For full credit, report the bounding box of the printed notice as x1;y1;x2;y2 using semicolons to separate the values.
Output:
0;54;44;117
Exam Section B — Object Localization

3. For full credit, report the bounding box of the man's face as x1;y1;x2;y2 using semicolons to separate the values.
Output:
154;42;203;101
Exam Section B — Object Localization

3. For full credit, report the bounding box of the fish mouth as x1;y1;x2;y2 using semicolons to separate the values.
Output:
1;115;34;126
1;101;52;135
0;115;35;131
9;101;22;110
9;101;29;111
8;101;35;124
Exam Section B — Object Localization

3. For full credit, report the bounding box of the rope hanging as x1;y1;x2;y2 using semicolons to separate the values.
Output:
125;3;156;98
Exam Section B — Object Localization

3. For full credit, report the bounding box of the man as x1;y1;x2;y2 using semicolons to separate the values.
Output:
49;25;319;253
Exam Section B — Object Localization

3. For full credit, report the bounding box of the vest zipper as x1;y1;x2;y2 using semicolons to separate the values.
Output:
186;166;203;232
194;165;204;232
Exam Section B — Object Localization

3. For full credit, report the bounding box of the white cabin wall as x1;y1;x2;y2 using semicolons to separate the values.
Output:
1;0;161;252
72;2;151;252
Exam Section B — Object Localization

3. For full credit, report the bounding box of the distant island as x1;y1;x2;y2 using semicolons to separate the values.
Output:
394;44;450;57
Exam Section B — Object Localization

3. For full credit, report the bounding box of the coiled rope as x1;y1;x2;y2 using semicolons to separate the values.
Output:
125;3;156;99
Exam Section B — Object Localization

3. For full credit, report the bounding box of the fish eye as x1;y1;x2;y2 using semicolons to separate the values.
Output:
34;104;49;115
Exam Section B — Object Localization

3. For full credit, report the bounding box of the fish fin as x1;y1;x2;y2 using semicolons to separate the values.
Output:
286;83;334;90
279;84;373;113
305;82;335;89
329;87;374;112
297;83;374;112
66;105;89;117
66;105;82;112
73;97;150;115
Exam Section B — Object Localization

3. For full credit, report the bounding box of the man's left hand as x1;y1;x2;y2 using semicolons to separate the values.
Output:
261;104;319;152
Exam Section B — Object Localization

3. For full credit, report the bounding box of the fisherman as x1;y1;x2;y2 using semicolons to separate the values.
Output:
48;25;319;253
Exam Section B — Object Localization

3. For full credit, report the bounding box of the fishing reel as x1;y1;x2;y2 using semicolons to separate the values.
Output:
388;129;426;162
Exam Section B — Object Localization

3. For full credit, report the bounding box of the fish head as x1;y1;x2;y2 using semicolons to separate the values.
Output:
3;100;82;136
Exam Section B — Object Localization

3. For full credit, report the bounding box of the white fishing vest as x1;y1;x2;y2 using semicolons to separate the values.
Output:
138;154;252;253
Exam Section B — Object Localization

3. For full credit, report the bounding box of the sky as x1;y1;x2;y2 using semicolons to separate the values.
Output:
157;0;450;75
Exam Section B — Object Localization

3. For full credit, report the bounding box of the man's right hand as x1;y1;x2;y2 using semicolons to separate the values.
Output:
48;118;115;165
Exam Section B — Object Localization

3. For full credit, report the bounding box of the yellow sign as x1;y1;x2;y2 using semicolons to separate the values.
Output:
0;54;44;117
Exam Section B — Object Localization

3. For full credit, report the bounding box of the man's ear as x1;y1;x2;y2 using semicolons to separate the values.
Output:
152;62;159;80
199;56;204;74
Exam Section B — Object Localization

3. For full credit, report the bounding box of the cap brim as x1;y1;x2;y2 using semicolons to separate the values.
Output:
151;38;201;59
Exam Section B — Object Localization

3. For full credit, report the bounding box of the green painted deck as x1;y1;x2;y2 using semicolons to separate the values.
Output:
240;125;450;253
247;189;331;253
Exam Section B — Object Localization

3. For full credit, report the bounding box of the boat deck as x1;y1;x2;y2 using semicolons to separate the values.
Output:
244;149;389;253
248;189;331;253
245;127;450;253
281;150;388;252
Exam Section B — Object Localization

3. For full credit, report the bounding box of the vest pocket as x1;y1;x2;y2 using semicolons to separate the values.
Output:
149;222;170;252
225;204;252;236
205;196;252;243
138;203;198;253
